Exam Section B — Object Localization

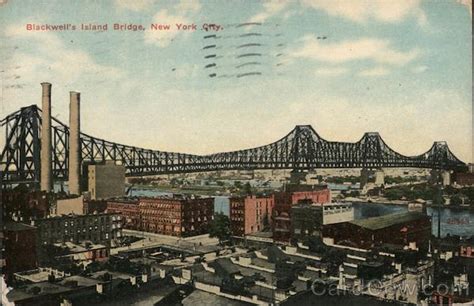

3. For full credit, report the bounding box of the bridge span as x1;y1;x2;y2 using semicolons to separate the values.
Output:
1;104;466;186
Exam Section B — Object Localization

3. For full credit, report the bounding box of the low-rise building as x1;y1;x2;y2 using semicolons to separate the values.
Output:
291;202;354;241
4;222;38;284
33;213;122;247
229;195;274;236
54;195;83;215
323;211;431;250
454;172;474;186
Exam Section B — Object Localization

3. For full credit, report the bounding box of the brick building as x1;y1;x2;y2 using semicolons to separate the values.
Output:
229;195;274;236
106;198;140;229
454;172;474;186
2;189;51;221
291;202;354;241
3;222;38;284
139;196;214;237
106;195;214;237
83;199;107;214
273;184;331;243
322;211;431;249
33;213;122;247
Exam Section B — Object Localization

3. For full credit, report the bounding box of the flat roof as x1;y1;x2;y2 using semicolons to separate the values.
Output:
5;221;36;231
350;212;428;231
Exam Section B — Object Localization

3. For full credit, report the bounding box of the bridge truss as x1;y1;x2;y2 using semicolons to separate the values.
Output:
0;105;466;184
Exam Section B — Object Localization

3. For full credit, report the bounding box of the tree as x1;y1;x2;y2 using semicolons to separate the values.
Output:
209;213;232;244
243;182;252;195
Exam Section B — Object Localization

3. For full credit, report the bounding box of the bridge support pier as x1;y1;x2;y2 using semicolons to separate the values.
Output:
289;170;307;185
360;168;384;189
430;170;452;186
40;82;52;192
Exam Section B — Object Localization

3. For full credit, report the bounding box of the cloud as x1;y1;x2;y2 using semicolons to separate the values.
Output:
1;22;126;118
291;36;420;66
144;10;193;47
144;1;201;48
315;66;348;76
175;0;202;13
115;0;154;12
301;0;427;25
4;25;123;82
412;65;428;73
247;0;427;26
358;66;389;77
248;1;290;23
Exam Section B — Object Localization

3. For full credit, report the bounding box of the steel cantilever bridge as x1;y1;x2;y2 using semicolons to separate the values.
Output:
0;105;466;184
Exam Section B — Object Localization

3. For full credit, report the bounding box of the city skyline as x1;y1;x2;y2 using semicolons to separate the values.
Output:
1;0;472;163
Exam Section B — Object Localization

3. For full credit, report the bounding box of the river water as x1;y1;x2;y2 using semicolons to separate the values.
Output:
130;187;473;238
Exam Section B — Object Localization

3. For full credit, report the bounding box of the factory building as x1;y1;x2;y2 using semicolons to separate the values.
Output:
273;184;331;243
229;195;274;237
322;211;431;250
290;202;354;241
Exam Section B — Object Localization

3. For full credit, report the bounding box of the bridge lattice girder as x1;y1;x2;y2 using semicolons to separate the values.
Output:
0;105;466;184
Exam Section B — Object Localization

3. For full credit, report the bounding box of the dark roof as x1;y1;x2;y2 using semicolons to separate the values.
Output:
350;211;428;230
282;290;407;306
211;258;240;275
4;221;36;231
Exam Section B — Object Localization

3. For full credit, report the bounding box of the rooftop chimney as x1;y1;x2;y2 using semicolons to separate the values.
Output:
68;91;81;195
40;82;52;191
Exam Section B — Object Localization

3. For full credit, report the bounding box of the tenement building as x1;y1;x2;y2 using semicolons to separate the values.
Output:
3;222;38;284
33;213;123;246
106;195;214;237
139;195;214;237
106;197;140;229
229;195;274;236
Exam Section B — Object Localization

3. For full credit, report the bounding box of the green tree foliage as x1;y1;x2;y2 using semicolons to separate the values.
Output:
243;182;252;195
209;213;232;243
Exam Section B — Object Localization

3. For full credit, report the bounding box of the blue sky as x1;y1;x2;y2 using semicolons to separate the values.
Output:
1;0;472;162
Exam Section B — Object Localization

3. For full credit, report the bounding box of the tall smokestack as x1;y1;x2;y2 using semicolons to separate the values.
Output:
40;82;52;191
68;91;81;195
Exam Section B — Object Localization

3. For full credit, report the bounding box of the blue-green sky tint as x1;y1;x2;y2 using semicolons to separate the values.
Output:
1;0;472;162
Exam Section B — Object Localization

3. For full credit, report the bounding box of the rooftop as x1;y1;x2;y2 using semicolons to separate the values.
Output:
349;212;428;231
4;221;36;232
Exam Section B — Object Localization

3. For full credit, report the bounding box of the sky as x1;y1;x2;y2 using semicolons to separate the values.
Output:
0;0;472;163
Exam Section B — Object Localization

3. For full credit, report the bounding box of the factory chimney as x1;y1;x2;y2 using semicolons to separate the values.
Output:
68;91;81;195
40;82;52;191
